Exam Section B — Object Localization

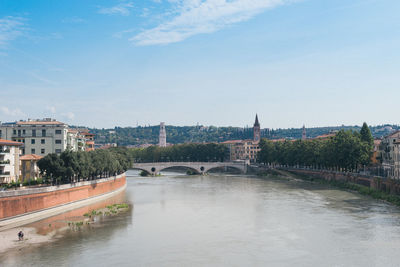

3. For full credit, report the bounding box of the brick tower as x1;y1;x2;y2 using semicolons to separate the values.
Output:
253;114;260;143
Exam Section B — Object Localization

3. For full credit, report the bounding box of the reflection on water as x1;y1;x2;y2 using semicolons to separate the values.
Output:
28;188;130;235
2;170;400;266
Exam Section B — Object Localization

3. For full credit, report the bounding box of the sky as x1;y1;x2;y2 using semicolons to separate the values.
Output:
0;0;399;129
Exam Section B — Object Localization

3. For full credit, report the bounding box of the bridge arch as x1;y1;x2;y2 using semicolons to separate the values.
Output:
131;162;247;176
130;167;152;175
158;166;201;175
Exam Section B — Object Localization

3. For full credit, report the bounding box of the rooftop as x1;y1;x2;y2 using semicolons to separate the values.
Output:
20;154;43;161
2;118;66;126
0;139;23;146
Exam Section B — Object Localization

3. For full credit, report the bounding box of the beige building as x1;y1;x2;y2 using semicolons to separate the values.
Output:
223;140;260;162
222;115;261;163
20;154;43;182
379;131;400;179
0;139;23;183
0;118;94;156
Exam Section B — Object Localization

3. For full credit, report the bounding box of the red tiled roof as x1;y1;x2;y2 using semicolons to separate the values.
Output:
221;140;244;144
20;154;43;160
0;139;23;146
314;134;336;139
82;132;95;136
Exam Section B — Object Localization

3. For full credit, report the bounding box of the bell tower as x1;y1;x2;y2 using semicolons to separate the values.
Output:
159;122;167;147
302;125;306;140
253;114;260;143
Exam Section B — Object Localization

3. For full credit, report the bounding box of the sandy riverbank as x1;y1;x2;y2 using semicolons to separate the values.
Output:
0;227;59;255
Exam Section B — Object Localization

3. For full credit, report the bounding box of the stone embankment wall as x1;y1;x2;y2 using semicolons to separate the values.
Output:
286;169;400;196
0;174;126;220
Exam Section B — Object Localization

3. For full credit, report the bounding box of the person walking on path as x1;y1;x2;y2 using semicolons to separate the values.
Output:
18;230;24;241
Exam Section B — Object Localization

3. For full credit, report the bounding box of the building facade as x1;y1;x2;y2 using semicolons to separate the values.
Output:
0;118;95;156
379;131;400;179
0;119;68;156
222;115;261;163
0;139;23;183
20;154;43;182
159;122;167;147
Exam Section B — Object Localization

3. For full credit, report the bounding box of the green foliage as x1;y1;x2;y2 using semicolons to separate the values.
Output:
129;143;228;163
85;124;400;146
37;147;131;185
258;127;374;170
360;122;374;146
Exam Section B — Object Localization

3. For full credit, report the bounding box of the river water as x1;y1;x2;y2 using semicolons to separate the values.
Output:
2;170;400;266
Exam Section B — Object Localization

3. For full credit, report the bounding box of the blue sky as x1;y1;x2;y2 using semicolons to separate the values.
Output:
0;0;399;129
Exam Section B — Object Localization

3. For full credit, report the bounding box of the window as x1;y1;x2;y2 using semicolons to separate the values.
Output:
55;130;62;134
41;148;45;154
31;148;35;154
31;139;35;144
32;130;36;137
55;149;61;154
41;139;45;144
17;130;21;137
55;139;62;144
22;148;25;155
42;129;46;137
22;129;26;135
13;130;16;135
0;130;2;137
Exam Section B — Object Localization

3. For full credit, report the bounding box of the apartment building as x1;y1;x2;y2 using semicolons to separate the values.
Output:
379;131;400;179
0;139;23;183
0;118;69;156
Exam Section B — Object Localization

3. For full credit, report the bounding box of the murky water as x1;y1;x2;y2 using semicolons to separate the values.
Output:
2;170;400;266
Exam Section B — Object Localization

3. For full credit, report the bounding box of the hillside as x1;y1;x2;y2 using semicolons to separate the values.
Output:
85;124;400;147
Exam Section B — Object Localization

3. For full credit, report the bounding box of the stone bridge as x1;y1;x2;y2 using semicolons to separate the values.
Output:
131;162;247;175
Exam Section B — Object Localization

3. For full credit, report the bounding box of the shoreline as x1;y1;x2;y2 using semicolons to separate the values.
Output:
263;168;400;207
0;183;128;256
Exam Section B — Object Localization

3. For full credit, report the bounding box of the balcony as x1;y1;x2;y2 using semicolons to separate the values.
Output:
0;160;10;166
0;171;10;177
0;149;10;155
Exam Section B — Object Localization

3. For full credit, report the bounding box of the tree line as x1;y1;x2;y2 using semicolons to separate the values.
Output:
36;143;228;185
258;123;374;172
37;148;132;185
129;143;228;163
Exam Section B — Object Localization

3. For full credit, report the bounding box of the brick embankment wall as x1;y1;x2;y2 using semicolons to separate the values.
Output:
285;169;400;196
0;174;126;220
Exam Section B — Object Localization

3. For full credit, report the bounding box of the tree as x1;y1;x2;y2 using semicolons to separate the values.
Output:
360;122;374;147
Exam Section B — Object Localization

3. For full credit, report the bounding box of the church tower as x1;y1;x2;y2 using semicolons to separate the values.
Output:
159;122;167;147
253;114;261;143
302;125;307;140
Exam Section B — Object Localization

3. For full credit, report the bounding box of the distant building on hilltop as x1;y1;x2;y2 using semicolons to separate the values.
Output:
302;125;307;140
159;122;167;147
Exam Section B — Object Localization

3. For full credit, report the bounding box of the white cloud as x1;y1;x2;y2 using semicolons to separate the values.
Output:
131;0;288;46
1;107;26;117
62;112;75;120
46;106;56;114
98;2;134;16
0;16;26;47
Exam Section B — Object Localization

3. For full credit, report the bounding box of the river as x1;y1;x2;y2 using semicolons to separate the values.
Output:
2;170;400;266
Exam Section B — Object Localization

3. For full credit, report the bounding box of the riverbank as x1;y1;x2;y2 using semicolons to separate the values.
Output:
0;183;129;257
268;168;400;207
